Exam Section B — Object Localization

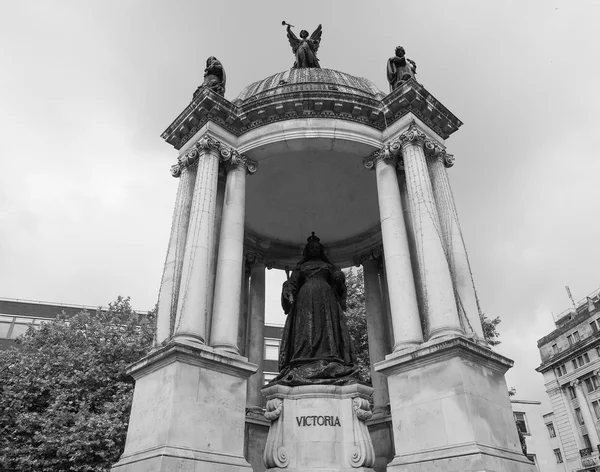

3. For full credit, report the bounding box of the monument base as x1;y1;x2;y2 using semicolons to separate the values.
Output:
111;341;257;472
375;336;536;472
261;383;376;472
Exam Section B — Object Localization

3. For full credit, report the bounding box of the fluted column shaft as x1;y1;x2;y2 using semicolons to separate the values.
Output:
427;148;484;341
400;126;462;340
246;262;266;407
572;379;600;447
173;138;223;344
365;150;422;351
362;259;390;408
155;164;197;344
211;154;256;353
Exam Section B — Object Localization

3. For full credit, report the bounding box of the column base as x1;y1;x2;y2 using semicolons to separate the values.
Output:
261;383;377;471
375;336;536;472
111;341;257;472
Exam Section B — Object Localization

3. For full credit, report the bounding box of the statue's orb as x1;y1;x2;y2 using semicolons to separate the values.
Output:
234;69;387;267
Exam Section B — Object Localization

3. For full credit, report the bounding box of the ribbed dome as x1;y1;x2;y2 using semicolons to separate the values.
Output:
235;68;385;104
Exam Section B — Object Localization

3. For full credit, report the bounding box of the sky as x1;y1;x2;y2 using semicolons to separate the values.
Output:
1;0;599;412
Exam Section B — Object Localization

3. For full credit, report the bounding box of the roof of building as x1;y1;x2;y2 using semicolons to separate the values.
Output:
234;68;385;104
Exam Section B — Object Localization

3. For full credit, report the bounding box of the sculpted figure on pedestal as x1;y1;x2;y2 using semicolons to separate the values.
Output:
387;46;417;92
271;232;358;386
283;21;322;69
193;56;226;98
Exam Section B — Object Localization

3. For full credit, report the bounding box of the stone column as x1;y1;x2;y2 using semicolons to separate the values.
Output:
237;263;251;357
426;143;485;341
246;261;266;407
364;147;423;351
172;136;228;345
362;258;390;409
155;157;197;345
572;379;600;447
211;153;257;354
399;124;462;340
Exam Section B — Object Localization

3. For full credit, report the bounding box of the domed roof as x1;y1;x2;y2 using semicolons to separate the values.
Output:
234;68;385;104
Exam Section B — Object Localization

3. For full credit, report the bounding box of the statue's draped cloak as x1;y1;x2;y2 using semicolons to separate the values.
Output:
274;260;358;386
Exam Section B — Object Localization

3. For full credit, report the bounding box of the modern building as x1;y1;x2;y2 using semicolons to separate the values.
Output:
512;399;568;472
536;287;600;472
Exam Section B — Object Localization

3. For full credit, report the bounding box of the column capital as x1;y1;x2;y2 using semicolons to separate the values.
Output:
363;142;402;170
170;134;242;178
397;122;428;148
353;245;383;267
571;379;581;388
244;250;274;269
223;151;259;175
423;138;455;168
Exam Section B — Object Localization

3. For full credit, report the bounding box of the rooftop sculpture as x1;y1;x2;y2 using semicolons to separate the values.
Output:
386;46;417;92
193;56;226;98
283;21;323;69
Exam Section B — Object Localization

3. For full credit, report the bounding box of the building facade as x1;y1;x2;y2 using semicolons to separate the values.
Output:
512;400;568;472
537;287;600;472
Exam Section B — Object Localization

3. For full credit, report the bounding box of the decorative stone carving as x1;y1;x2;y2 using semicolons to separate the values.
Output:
423;137;455;168
363;141;402;170
353;245;383;267
349;397;375;468
263;398;289;468
170;135;255;177
398;122;427;147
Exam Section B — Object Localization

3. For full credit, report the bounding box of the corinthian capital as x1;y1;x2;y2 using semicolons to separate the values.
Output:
571;379;580;388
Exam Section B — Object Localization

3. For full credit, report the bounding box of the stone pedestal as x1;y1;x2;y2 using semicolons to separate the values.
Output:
374;337;536;472
111;341;257;472
261;384;376;472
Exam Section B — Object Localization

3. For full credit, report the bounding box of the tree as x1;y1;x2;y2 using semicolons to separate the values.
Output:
480;313;502;347
344;268;371;383
343;268;503;385
0;296;155;472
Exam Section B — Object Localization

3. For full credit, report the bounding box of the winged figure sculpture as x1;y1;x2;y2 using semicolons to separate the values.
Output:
283;22;322;69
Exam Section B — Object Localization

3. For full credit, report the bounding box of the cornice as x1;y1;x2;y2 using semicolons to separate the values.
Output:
536;332;600;372
161;79;463;151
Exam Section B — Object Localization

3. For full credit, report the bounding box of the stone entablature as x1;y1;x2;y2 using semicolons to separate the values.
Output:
161;69;462;150
537;332;600;373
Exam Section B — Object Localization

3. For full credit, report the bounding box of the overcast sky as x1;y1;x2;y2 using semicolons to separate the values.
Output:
1;0;599;411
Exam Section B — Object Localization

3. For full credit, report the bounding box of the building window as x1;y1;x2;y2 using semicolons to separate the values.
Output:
263;372;277;385
264;339;280;361
554;448;563;463
574;331;581;342
573;359;580;370
569;386;577;399
591;321;598;333
546;422;556;438
576;408;585;425
583;433;592;449
557;364;567;377
568;334;574;346
586;378;596;393
584;353;590;363
552;343;559;354
592;400;600;420
514;412;529;435
597;347;600;358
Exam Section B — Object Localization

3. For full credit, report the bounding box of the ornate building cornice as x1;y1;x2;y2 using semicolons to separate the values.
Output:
161;78;463;151
170;134;258;177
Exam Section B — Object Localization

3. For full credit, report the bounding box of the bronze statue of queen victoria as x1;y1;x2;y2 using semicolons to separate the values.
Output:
271;233;359;386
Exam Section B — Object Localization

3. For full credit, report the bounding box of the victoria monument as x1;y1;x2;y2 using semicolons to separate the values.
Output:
111;24;535;472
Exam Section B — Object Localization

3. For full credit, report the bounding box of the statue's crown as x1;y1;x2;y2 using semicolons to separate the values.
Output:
307;232;320;243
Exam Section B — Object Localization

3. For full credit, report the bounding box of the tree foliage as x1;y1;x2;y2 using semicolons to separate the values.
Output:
480;313;502;346
0;296;155;472
344;268;371;383
343;268;503;385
